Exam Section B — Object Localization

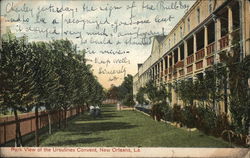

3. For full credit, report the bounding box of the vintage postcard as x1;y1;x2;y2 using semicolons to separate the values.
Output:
0;0;249;157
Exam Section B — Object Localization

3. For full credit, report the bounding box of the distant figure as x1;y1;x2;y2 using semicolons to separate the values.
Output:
117;102;121;110
89;105;95;117
95;105;101;117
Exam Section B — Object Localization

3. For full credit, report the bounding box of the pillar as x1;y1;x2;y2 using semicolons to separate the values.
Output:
193;33;197;60
204;25;208;69
150;67;154;80
228;6;233;45
172;52;175;68
184;40;188;74
178;47;181;61
167;55;170;70
184;40;188;66
177;47;181;78
162;57;166;77
204;25;208;56
215;17;221;64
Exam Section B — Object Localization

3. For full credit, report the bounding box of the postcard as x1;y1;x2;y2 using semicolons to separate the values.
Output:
0;0;249;157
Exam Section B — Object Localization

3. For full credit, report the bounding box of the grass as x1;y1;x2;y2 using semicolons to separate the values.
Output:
27;104;231;147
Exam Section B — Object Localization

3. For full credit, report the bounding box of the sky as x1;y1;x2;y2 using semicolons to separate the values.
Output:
0;0;196;89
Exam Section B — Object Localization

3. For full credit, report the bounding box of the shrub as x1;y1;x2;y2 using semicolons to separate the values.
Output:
151;103;164;121
196;106;217;135
122;93;135;107
181;105;197;128
162;104;173;122
212;113;231;137
173;104;182;124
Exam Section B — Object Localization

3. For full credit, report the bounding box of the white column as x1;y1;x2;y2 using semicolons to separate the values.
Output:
167;55;170;69
204;25;208;56
228;6;233;45
215;17;221;63
162;57;166;77
184;40;188;72
172;52;175;68
178;47;181;61
193;34;197;60
177;47;181;78
204;26;208;69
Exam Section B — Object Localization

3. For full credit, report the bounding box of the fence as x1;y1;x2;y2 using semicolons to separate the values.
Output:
102;99;118;104
0;107;84;145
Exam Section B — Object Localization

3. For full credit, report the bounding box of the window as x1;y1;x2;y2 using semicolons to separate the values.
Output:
187;18;190;32
197;8;200;23
180;26;183;38
174;33;176;44
209;0;213;14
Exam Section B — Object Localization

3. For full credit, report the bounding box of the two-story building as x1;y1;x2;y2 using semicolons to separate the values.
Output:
133;0;250;113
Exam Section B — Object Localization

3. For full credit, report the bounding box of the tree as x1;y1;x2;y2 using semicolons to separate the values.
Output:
174;79;195;106
136;87;147;105
144;81;170;121
30;41;61;143
106;74;134;107
0;33;37;146
219;31;250;135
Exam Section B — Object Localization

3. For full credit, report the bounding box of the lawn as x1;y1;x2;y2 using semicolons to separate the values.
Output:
30;104;231;147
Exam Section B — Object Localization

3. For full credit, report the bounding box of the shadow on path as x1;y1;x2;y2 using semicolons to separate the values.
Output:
46;137;108;146
66;122;138;134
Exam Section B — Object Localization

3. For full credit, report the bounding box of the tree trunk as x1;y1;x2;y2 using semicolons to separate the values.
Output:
58;110;61;129
14;108;22;147
48;111;52;134
81;106;84;114
64;109;67;128
35;105;39;146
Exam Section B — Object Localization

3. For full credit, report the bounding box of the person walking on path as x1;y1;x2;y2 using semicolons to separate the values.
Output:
95;105;101;117
89;105;95;118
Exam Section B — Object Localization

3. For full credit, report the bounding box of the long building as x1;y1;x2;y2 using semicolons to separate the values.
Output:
133;0;250;113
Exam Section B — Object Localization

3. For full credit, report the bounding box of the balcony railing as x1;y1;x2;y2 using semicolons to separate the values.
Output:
173;72;177;78
175;60;184;68
187;65;193;73
219;35;229;50
168;67;173;74
206;42;215;55
168;74;172;80
187;54;194;65
179;69;184;76
195;48;205;60
196;61;203;70
207;56;214;66
164;69;168;75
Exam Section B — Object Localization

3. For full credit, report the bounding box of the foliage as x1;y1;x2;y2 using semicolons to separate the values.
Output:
181;105;197;128
161;104;173;122
172;104;182;124
196;105;217;135
173;79;195;106
144;81;171;121
151;103;164;121
122;93;135;107
107;74;135;107
0;32;105;146
213;114;231;137
219;32;250;135
0;34;37;146
135;87;147;105
29;104;231;147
